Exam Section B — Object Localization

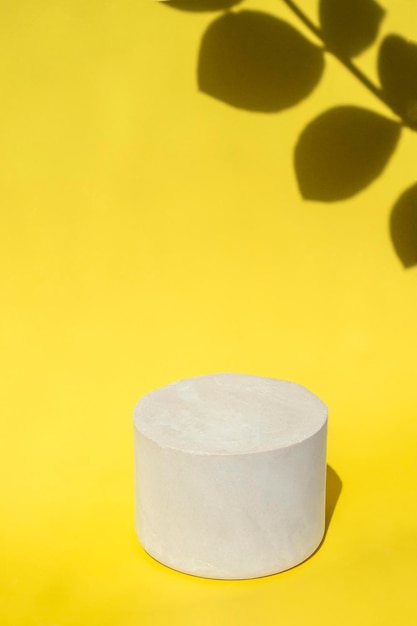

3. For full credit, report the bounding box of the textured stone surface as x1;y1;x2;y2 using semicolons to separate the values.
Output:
134;373;328;579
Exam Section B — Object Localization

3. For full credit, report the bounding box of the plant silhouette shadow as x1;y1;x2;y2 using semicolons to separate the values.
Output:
163;0;417;261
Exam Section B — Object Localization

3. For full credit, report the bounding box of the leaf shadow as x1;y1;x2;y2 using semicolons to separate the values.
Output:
197;10;324;112
164;0;243;12
294;106;401;201
390;182;417;268
378;34;417;130
319;0;384;58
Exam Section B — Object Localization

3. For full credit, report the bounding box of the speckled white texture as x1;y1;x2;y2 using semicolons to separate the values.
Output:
134;373;328;579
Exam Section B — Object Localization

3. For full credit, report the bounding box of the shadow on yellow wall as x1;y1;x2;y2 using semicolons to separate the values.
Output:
163;0;417;267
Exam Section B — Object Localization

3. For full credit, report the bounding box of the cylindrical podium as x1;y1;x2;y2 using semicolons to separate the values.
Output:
134;373;328;579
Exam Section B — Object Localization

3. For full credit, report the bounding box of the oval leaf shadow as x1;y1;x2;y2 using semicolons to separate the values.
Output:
378;35;417;129
390;182;417;268
164;0;243;13
295;106;401;201
319;0;384;58
198;10;325;112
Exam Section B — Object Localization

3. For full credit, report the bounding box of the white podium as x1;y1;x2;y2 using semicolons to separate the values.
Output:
134;373;328;579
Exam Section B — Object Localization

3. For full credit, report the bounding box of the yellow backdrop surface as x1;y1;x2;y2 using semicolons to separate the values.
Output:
1;1;417;624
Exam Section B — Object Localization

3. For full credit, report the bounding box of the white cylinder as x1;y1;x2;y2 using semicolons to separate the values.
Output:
133;373;328;579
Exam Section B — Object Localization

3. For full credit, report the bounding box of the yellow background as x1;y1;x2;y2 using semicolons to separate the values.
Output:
1;1;416;624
